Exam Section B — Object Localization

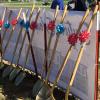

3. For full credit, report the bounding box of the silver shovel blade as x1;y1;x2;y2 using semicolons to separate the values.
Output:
32;79;44;97
9;68;21;81
14;72;26;86
36;84;52;100
2;66;13;78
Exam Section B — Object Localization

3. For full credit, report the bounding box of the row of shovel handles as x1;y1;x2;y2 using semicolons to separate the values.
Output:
0;3;99;100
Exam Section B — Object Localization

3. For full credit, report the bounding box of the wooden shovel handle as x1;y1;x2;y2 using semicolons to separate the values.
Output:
41;5;59;76
10;9;29;64
43;6;59;75
17;8;22;20
77;8;90;33
16;6;35;66
65;5;98;100
87;5;98;32
61;5;68;23
70;4;98;87
50;8;90;93
2;8;22;56
29;4;35;20
24;8;40;66
54;5;59;20
26;9;41;76
0;8;7;59
2;8;7;21
2;10;13;43
45;35;60;83
45;5;68;83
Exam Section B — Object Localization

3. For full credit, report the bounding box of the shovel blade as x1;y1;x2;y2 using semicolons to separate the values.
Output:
14;72;26;86
2;66;13;78
9;68;21;81
32;79;44;97
36;85;52;100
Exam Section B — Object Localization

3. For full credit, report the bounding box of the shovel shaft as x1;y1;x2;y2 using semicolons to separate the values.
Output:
45;5;68;84
10;9;29;65
23;8;40;76
2;10;12;44
44;23;48;75
2;8;22;58
0;8;7;61
16;5;35;66
45;35;60;83
41;5;59;77
50;8;90;93
65;5;98;100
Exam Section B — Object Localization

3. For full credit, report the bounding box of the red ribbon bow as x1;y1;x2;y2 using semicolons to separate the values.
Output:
11;18;18;26
68;33;78;45
30;21;37;30
79;30;90;43
47;20;55;31
0;20;3;27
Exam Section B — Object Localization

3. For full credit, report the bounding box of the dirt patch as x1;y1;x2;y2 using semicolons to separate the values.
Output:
0;66;76;100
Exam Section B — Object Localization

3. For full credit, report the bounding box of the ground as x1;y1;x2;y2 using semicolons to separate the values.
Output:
0;64;99;100
0;65;76;100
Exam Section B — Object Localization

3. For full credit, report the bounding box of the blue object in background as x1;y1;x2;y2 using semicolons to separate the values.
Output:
51;0;64;10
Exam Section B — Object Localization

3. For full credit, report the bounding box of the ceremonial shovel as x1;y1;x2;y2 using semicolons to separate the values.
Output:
24;8;39;78
0;9;12;68
41;5;59;77
65;5;98;100
14;8;41;85
2;8;22;78
1;9;12;44
9;9;29;81
36;5;68;100
45;5;68;85
23;7;40;75
0;8;7;69
49;8;90;99
3;8;22;58
32;5;59;97
13;5;37;86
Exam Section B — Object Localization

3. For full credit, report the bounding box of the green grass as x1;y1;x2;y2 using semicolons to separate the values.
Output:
0;2;51;8
1;5;50;8
0;1;67;8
